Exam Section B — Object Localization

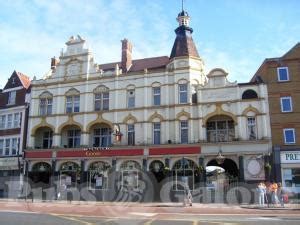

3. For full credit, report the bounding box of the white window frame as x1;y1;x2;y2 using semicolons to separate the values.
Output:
153;122;161;145
127;124;135;145
277;67;289;82
179;84;188;104
153;87;161;106
7;114;13;129
94;92;109;111
7;91;16;105
0;140;3;156
0;115;6;129
66;95;80;113
247;117;257;140
180;120;188;144
284;128;296;144
13;113;20;128
127;90;135;108
280;96;293;112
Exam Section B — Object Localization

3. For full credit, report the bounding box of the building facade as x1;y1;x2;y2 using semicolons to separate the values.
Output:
25;11;272;202
252;43;300;193
0;71;31;198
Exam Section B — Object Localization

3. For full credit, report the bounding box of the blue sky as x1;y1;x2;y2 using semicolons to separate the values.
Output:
0;0;299;88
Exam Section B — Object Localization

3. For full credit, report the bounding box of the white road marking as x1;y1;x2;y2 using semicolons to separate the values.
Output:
130;212;157;217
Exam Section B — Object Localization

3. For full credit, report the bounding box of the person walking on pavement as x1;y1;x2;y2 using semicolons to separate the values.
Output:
187;189;193;206
277;183;285;207
257;182;266;207
271;181;279;205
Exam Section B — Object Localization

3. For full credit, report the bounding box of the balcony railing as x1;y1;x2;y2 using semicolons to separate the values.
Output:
207;129;235;142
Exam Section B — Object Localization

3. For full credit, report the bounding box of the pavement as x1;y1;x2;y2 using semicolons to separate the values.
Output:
0;200;300;225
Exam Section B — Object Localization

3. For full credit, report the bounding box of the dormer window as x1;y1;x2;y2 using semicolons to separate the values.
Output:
7;91;16;105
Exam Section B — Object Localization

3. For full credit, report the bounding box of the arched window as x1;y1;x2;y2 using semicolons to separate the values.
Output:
94;86;109;111
88;161;111;190
120;160;141;190
39;91;53;115
207;115;235;142
60;161;81;188
172;158;198;190
242;90;258;99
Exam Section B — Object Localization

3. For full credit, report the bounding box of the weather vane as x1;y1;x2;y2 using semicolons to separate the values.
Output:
181;0;186;11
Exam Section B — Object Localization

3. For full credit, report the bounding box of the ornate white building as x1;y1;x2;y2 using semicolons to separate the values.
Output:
25;10;272;201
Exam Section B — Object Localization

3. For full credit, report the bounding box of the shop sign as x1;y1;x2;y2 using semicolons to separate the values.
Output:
0;157;19;170
281;151;300;163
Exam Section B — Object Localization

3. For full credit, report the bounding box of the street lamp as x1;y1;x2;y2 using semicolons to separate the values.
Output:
216;148;225;165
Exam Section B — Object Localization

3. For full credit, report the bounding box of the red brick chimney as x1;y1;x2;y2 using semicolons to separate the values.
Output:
121;39;132;73
51;57;59;70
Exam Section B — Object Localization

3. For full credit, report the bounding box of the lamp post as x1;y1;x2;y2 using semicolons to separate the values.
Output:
216;147;225;165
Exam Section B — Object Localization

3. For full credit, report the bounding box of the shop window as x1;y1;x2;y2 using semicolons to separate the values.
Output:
172;159;197;191
88;162;110;190
120;161;141;191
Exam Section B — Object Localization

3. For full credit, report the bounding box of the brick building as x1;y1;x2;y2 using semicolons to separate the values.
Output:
252;43;300;192
0;71;31;197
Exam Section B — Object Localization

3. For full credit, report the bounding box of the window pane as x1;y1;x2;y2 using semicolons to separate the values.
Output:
153;123;161;144
12;138;17;155
128;124;135;145
179;84;188;103
0;115;6;129
7;114;12;128
180;121;188;143
127;90;135;108
153;87;161;106
5;139;10;155
14;113;20;127
0;140;3;156
278;68;288;81
285;129;295;143
47;99;52;115
281;97;292;112
73;96;80;112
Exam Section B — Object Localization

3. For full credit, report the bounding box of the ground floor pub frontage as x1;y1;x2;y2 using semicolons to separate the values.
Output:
24;142;271;203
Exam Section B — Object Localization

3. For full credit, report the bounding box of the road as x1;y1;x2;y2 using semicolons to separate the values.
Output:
0;201;300;224
1;211;300;225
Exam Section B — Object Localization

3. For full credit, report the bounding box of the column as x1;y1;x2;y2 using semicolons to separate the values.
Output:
143;158;147;171
238;156;245;182
198;157;206;184
52;134;61;147
273;146;282;183
81;132;89;146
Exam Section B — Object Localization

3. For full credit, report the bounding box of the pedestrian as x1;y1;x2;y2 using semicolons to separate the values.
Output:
187;190;193;206
265;181;272;207
271;181;279;205
257;182;266;207
277;183;285;207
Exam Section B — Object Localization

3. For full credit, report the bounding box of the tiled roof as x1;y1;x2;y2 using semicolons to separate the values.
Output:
16;71;31;89
170;26;199;59
99;56;169;73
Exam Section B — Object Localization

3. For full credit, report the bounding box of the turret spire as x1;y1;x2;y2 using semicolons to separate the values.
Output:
170;7;199;59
